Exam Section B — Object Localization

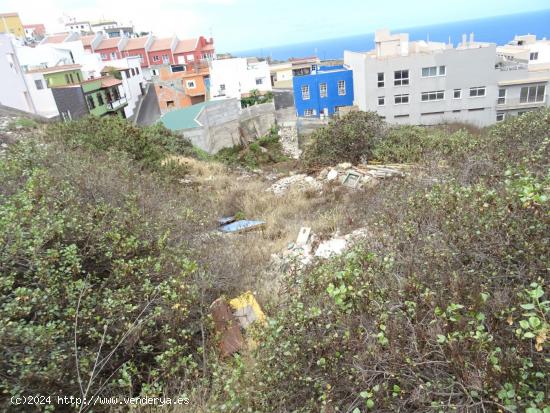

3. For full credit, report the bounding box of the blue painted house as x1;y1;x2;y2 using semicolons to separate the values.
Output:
292;65;354;117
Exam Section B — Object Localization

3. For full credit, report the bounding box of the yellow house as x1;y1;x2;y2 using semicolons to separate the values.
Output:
0;12;24;38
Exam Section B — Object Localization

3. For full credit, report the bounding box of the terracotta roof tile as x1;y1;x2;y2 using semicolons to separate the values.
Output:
25;63;82;74
95;37;121;50
122;36;148;51
43;33;69;44
149;37;174;52
101;77;122;88
174;38;197;54
80;34;96;47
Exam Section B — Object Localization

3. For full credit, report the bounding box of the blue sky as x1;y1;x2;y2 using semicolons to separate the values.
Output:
6;0;550;51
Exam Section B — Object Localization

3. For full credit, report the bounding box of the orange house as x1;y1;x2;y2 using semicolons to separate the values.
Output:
154;65;209;113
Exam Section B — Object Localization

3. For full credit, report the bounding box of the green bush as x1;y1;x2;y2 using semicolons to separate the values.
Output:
7;117;39;130
302;111;386;169
0;137;213;408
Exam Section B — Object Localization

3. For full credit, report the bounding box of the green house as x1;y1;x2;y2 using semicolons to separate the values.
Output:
41;65;83;87
81;76;128;118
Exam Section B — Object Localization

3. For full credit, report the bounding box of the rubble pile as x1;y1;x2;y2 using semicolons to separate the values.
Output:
277;124;302;159
266;173;323;195
270;226;370;272
317;162;409;189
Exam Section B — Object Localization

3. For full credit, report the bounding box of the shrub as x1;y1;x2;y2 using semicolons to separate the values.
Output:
302;111;386;169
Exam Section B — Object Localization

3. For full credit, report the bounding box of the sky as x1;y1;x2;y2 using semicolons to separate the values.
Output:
5;0;550;52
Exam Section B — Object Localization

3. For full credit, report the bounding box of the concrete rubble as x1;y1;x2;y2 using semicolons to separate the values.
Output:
266;173;323;195
277;123;302;159
266;163;409;195
270;226;370;272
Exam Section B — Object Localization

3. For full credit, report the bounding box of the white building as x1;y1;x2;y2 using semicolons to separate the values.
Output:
344;29;550;127
497;34;550;66
65;21;92;34
210;57;272;100
0;34;34;112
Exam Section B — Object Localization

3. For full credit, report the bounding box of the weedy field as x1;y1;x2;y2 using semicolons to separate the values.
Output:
0;110;548;412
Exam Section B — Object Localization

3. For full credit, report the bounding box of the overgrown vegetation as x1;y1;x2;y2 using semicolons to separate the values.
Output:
0;110;548;412
302;111;386;169
240;89;274;108
214;126;289;169
7;117;39;131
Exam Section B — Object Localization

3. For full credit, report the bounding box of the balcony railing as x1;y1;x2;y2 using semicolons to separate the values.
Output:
496;97;546;108
107;97;127;110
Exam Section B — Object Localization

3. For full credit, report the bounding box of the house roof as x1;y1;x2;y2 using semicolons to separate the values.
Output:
101;77;122;88
122;36;148;51
42;33;69;44
25;63;82;74
149;37;174;52
91;21;117;26
95;37;121;50
174;38;198;54
161;101;212;130
0;12;19;18
80;34;96;47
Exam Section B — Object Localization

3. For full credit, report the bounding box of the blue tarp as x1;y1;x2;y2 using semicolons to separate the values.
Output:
219;220;266;233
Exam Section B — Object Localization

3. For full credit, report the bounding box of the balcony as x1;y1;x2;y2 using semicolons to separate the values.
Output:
107;96;128;111
496;97;546;110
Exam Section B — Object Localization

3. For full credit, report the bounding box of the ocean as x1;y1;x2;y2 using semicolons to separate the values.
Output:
233;9;550;61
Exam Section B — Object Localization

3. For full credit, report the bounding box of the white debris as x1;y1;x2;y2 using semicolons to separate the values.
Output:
315;238;347;258
266;173;322;195
278;124;302;159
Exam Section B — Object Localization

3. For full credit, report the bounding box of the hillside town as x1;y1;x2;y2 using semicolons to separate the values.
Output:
2;11;550;154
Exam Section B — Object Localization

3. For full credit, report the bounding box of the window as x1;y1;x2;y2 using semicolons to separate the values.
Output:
135;68;140;75
100;53;107;59
96;93;104;106
529;52;539;61
69;74;74;84
187;54;194;62
394;94;409;104
394;70;409;86
76;72;81;82
421;90;444;101
255;78;264;85
151;69;159;76
520;85;545;103
220;84;226;90
422;65;446;77
152;55;160;62
86;95;95;110
110;52;117;59
498;88;506;104
162;54;169;64
167;100;174;108
377;96;385;106
34;79;44;90
337;80;346;95
138;54;144;63
453;89;461;99
65;74;70;84
496;112;505;122
304;109;316;117
171;65;185;73
377;72;384;87
320;82;327;98
186;80;196;89
469;86;486;97
301;85;310;100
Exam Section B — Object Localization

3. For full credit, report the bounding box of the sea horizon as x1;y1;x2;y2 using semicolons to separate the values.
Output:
232;8;550;61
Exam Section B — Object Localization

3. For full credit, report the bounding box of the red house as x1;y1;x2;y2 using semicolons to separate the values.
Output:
95;37;123;61
173;36;215;65
147;37;177;66
122;36;153;67
80;34;96;53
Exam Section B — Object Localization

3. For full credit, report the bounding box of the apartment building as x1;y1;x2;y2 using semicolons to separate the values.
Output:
497;34;550;66
270;56;321;89
0;12;24;38
344;29;550;126
292;65;354;117
210;57;272;100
